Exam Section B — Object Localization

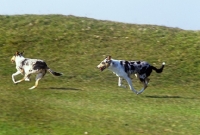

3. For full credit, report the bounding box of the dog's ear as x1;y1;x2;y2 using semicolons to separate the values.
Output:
15;51;19;55
107;55;111;60
20;51;24;55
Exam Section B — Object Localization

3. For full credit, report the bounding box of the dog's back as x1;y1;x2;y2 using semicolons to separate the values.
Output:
119;60;150;74
118;60;164;82
22;59;47;69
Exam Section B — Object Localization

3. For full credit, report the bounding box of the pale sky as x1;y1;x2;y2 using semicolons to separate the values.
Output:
1;0;200;30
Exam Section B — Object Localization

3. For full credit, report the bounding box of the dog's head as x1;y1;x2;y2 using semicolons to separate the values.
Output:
11;51;24;63
97;56;112;71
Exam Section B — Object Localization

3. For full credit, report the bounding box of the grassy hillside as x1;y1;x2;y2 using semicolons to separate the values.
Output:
0;15;200;135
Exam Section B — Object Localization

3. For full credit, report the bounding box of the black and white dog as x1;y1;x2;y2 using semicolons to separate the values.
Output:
97;56;165;94
11;51;62;89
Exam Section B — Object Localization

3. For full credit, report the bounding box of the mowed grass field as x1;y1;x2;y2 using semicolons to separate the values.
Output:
0;15;200;135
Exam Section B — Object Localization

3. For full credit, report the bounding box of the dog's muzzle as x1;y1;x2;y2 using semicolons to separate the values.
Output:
97;66;106;71
11;59;15;63
11;56;15;63
100;67;106;71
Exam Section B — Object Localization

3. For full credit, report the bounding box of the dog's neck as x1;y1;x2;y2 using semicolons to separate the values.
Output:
15;56;25;66
107;59;119;70
107;59;127;77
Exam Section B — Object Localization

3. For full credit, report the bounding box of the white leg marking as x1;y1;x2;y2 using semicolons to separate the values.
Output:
118;77;126;88
135;74;138;78
25;78;30;81
25;74;31;81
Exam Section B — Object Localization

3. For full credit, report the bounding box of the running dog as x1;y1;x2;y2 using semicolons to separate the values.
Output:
97;56;165;94
11;51;62;89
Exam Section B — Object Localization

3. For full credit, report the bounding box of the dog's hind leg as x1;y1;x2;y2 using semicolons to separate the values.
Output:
29;78;41;90
137;87;145;95
29;73;44;90
124;76;138;94
118;77;126;88
137;78;149;95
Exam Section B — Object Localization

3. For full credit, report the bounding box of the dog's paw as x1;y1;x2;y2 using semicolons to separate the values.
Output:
29;86;36;90
14;82;18;85
25;78;30;81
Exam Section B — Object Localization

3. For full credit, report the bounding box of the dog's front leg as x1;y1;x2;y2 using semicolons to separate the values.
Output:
12;71;22;84
19;68;31;81
118;77;126;88
15;75;27;84
124;76;138;94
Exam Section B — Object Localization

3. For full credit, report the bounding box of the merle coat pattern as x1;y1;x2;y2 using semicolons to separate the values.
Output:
97;56;165;94
11;51;62;89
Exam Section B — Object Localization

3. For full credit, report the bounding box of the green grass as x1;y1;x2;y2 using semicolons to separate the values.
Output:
0;14;200;135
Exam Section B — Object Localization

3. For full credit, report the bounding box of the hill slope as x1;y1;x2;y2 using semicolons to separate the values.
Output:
1;15;200;87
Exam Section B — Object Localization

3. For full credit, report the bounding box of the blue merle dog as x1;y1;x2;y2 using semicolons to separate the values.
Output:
97;56;165;94
11;51;62;89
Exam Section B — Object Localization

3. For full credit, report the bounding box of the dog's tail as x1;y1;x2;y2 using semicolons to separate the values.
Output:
47;68;63;76
151;62;165;73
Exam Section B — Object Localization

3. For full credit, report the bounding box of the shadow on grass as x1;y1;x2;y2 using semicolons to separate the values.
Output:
145;95;198;99
145;95;182;98
43;87;82;91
